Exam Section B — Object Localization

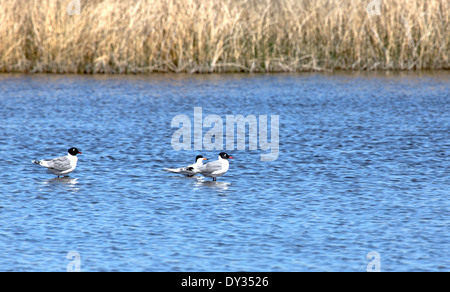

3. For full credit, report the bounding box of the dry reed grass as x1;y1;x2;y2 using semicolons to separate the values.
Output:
0;0;448;73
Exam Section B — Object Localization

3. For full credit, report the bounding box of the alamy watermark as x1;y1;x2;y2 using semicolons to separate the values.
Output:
67;0;81;15
171;107;279;161
366;0;381;18
67;251;81;272
366;251;381;272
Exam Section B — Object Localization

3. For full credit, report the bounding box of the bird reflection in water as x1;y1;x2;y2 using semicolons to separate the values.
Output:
42;177;80;192
193;179;231;192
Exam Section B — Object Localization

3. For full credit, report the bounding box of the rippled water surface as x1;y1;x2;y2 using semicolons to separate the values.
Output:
0;72;449;271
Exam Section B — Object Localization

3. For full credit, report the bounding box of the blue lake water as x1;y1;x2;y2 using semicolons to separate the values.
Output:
0;72;449;271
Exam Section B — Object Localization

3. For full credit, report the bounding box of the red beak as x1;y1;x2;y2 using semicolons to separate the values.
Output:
79;152;83;154
229;156;233;159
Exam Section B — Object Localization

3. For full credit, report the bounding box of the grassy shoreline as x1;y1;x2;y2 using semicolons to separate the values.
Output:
0;0;448;74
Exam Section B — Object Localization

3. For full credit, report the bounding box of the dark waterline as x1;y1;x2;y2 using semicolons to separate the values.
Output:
0;72;449;271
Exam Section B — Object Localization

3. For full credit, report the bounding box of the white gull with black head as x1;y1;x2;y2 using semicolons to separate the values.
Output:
32;147;82;177
194;152;233;181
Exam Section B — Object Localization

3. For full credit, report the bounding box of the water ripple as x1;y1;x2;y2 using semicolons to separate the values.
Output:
0;73;449;271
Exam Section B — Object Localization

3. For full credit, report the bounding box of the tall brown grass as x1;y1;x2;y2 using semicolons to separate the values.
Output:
0;0;448;73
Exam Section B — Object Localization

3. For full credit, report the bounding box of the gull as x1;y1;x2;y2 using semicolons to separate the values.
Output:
194;152;233;181
32;147;82;178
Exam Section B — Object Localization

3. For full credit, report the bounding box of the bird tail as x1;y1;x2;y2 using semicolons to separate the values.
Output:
32;160;42;165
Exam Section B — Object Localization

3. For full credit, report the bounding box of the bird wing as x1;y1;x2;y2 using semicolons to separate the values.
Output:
42;156;72;171
196;161;223;174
